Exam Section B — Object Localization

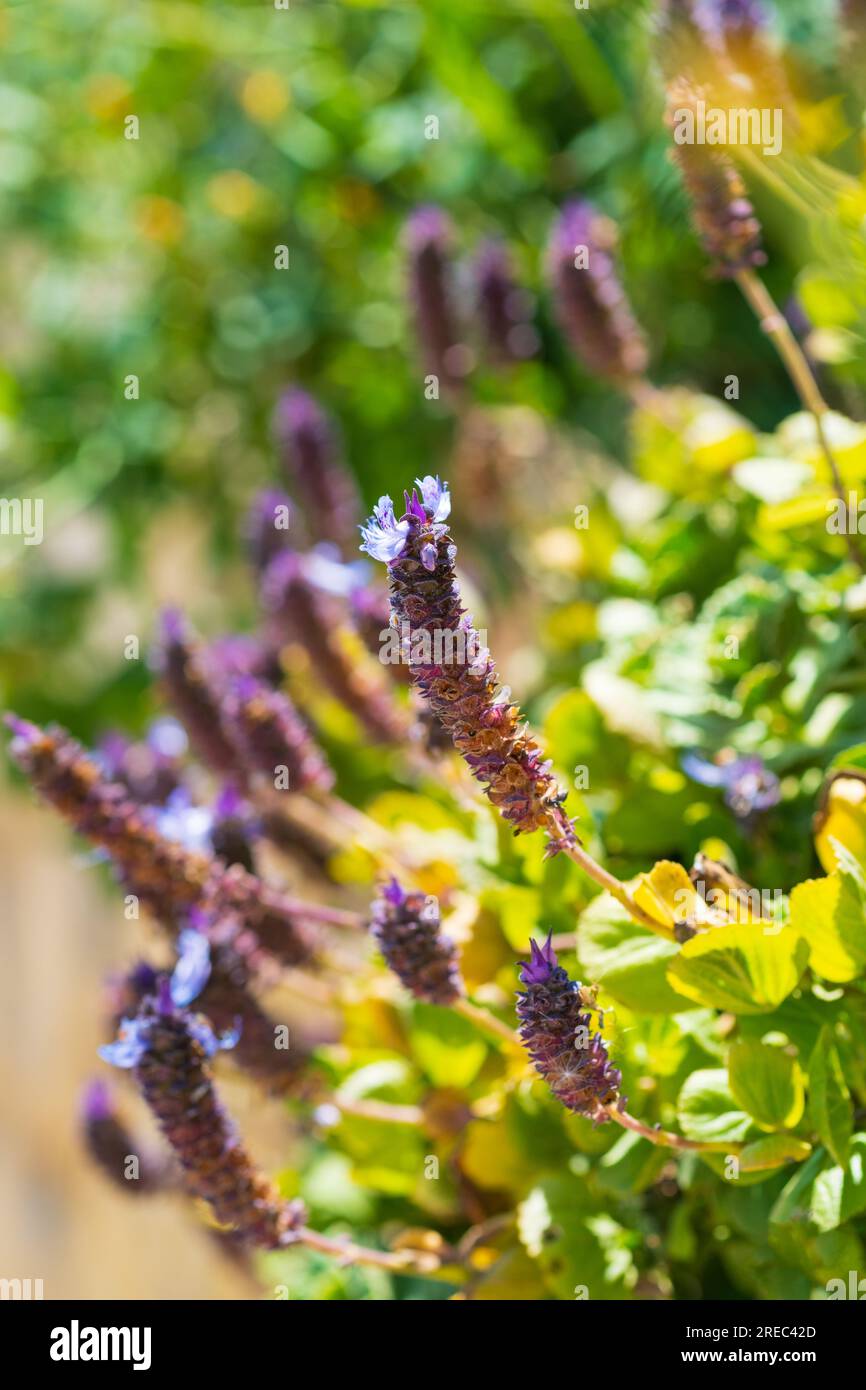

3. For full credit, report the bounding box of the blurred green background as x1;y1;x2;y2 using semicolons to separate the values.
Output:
1;0;864;739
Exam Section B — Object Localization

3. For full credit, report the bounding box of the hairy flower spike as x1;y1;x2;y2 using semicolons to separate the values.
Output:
404;205;470;394
274;389;360;553
101;990;307;1247
667;81;766;277
360;479;576;850
370;878;463;1005
516;936;621;1121
263;550;407;743
222;674;335;793
547;202;648;383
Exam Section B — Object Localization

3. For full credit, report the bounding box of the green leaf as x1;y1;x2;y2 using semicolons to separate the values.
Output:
517;1178;635;1300
667;922;809;1014
596;1130;669;1196
809;1135;866;1232
331;1112;428;1198
483;884;542;952
789;870;866;983
829;742;866;774
769;1147;827;1227
578;894;683;1012
808;1028;852;1165
677;1069;759;1144
408;1004;487;1089
768;1222;863;1290
738;1136;813;1173
728;1041;805;1131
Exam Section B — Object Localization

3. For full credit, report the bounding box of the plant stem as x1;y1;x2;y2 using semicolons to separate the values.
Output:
276;896;364;931
735;269;863;571
295;1227;443;1274
607;1104;741;1155
550;822;673;940
331;1096;426;1126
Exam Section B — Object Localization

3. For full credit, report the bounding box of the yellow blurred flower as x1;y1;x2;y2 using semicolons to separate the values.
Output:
814;773;866;873
135;195;185;246
207;170;261;220
240;69;290;125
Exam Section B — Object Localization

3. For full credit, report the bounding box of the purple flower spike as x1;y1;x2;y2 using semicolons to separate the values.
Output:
516;952;621;1121
99;991;305;1245
404;205;470;395
363;476;576;849
154;609;244;778
246;488;293;572
548;201;648;383
262;550;407;743
519;933;558;985
274;389;360;554
370;879;463;1005
475;239;539;365
221;672;335;793
666;81;766;278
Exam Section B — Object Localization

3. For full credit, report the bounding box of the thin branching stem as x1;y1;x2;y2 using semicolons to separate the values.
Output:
548;818;673;939
295;1227;444;1274
735;268;863;571
607;1104;741;1155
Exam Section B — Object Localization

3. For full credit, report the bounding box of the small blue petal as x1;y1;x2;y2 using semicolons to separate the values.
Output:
98;1018;148;1069
171;928;212;1007
681;752;729;788
188;1015;241;1057
359;495;412;564
155;788;214;852
415;476;451;523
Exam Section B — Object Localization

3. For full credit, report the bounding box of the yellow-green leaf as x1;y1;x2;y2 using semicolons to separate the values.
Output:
789;870;866;983
738;1136;812;1173
728;1041;805;1131
667;922;809;1015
